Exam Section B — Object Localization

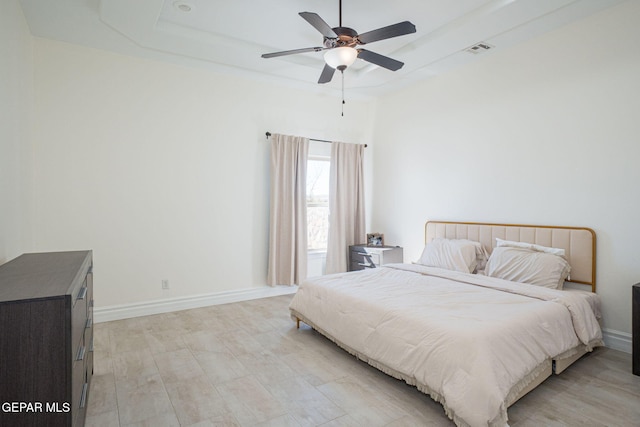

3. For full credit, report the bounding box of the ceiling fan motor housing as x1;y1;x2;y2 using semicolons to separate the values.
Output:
323;27;358;48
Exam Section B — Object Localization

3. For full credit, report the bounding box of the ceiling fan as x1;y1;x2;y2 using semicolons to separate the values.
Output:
261;0;417;84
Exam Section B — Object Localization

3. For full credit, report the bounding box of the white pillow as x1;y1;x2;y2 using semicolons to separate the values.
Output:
484;246;571;289
417;238;484;273
495;238;566;257
474;244;490;273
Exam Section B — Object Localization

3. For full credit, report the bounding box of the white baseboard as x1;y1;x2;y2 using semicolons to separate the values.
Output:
602;328;632;354
94;285;297;323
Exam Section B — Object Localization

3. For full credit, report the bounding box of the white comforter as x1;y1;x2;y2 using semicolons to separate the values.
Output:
289;264;603;427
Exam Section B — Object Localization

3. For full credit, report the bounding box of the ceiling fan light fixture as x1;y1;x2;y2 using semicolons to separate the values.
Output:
324;47;358;70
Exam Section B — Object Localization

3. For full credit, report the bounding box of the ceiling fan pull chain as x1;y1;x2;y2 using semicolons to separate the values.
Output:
341;70;345;116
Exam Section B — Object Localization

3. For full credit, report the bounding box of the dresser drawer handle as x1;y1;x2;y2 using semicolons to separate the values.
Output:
76;345;85;361
85;317;92;329
356;252;372;256
89;337;94;352
79;383;88;408
77;286;87;300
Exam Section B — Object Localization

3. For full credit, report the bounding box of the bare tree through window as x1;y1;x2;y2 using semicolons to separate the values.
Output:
307;158;330;251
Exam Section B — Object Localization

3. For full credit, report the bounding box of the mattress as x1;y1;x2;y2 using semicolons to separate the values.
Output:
289;264;603;427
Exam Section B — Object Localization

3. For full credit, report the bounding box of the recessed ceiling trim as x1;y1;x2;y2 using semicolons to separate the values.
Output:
15;0;626;95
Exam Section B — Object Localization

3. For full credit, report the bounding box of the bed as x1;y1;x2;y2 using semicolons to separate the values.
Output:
289;221;603;427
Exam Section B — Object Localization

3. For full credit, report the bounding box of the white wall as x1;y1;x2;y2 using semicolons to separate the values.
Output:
0;0;33;263
31;39;375;308
8;1;636;339
371;1;640;337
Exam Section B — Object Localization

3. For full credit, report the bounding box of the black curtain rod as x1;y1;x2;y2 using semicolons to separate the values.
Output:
265;132;367;147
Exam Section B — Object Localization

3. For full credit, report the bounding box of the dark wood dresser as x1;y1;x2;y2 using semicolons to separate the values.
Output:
0;251;93;426
634;283;639;376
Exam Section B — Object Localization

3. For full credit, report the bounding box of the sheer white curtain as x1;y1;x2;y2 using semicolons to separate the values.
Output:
267;134;309;286
325;141;366;274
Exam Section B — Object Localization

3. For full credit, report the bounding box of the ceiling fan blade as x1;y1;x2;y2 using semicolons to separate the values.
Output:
357;49;404;71
299;12;338;38
357;21;416;45
318;63;336;84
262;46;326;59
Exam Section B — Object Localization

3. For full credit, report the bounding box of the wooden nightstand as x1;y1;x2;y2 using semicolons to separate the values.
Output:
633;283;639;376
349;245;403;271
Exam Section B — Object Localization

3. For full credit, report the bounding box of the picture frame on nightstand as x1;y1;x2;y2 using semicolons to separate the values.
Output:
367;233;384;246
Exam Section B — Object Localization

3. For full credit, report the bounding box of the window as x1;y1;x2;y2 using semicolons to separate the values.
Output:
306;156;330;251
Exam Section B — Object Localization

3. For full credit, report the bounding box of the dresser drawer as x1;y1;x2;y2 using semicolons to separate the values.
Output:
86;267;93;316
71;280;89;351
84;314;93;371
350;249;380;267
72;335;86;414
350;261;373;271
349;245;404;271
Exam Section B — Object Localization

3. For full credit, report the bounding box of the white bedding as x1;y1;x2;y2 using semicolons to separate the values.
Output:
289;264;603;427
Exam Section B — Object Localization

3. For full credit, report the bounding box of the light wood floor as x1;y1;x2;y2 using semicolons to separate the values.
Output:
86;294;640;427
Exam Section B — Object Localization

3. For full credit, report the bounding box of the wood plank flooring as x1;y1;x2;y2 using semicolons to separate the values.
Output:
86;294;640;426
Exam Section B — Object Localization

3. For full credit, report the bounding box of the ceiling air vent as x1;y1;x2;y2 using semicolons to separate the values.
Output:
465;42;494;54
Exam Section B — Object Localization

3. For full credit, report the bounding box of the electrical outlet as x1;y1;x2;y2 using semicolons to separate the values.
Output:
162;279;169;290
